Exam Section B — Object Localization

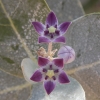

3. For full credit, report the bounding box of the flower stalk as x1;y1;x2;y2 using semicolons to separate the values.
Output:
48;42;52;58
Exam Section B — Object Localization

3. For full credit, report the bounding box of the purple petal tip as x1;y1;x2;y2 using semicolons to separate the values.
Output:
53;58;63;68
58;71;70;83
30;70;42;82
38;57;49;67
38;37;51;43
53;36;66;43
32;22;45;35
59;22;71;35
46;11;58;26
44;81;56;95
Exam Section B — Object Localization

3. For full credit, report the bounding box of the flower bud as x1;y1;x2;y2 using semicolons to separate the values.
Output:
58;46;75;64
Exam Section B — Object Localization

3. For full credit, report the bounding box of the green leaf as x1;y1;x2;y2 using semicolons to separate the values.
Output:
0;0;51;77
64;13;100;71
46;0;84;22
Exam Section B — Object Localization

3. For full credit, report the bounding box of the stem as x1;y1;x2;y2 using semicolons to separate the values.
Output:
48;42;52;57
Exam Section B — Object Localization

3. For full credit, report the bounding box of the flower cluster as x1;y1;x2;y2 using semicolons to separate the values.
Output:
21;12;75;95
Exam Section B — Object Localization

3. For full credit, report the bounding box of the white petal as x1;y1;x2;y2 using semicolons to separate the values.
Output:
21;58;38;84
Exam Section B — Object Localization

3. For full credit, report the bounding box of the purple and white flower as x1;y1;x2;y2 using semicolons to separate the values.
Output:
29;57;70;95
32;12;71;43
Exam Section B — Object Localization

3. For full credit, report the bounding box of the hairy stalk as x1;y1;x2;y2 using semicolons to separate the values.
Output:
48;42;52;57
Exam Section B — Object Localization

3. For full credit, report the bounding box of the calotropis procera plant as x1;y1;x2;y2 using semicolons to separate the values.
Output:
21;11;75;95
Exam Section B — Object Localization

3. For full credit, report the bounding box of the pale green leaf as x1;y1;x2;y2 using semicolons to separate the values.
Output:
21;58;38;84
64;13;100;71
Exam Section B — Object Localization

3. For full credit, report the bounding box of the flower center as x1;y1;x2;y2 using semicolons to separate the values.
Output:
48;26;56;33
46;70;55;78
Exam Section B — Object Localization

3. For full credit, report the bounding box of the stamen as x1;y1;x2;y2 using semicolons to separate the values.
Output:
52;76;56;80
44;30;49;36
55;30;60;36
54;69;59;73
45;76;49;80
54;25;57;28
43;68;47;72
49;65;52;70
50;34;54;38
46;24;49;28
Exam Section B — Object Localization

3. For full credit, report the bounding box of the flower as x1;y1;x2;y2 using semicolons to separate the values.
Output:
32;12;71;43
30;57;70;95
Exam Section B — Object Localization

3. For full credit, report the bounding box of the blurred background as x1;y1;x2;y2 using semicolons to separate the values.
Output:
0;0;100;100
81;0;100;13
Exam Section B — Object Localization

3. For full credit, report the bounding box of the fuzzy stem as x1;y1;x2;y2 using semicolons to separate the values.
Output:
48;42;52;57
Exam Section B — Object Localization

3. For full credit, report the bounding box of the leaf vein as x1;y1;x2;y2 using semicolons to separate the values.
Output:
0;0;37;63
